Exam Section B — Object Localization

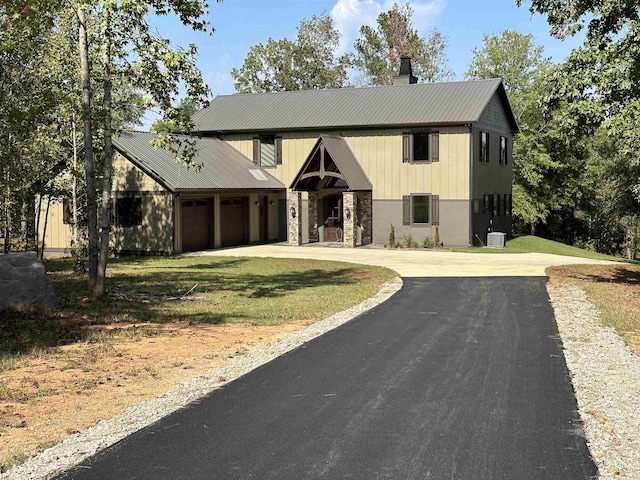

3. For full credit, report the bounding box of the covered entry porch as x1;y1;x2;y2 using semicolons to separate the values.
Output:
288;135;373;248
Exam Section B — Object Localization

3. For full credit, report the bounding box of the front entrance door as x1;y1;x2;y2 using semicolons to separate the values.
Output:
323;195;343;242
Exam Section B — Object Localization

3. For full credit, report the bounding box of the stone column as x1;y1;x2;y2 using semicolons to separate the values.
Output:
308;192;318;243
288;190;303;246
342;191;356;248
359;191;373;246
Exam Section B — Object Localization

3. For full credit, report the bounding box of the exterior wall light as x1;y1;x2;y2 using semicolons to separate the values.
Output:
290;206;297;218
345;207;351;220
255;201;261;206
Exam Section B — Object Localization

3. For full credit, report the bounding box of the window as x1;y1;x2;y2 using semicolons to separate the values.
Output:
504;194;513;216
500;136;507;165
62;198;86;225
114;197;142;227
480;131;489;163
493;194;500;217
402;132;439;163
402;194;440;225
483;194;493;214
253;135;282;168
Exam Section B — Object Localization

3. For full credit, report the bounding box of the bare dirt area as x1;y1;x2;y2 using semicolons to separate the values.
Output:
0;320;310;469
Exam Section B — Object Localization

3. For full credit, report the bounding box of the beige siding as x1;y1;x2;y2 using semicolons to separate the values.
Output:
112;152;165;192
224;127;471;201
110;193;174;253
37;197;73;253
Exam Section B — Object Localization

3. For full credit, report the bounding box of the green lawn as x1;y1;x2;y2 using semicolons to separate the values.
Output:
0;256;396;360
450;235;623;261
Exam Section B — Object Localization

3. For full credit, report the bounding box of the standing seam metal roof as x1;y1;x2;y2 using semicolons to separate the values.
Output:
192;78;519;133
113;131;285;192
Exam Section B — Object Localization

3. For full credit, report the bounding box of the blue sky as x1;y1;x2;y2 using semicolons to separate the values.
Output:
145;0;584;124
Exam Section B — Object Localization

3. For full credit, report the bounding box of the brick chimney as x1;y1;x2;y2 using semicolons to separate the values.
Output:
393;56;418;85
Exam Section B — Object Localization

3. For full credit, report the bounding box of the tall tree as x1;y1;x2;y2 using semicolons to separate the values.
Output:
352;2;451;85
465;29;550;118
231;13;349;93
519;0;640;246
73;0;216;297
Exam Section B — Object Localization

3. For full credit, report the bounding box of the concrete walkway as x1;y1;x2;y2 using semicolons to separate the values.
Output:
188;243;618;277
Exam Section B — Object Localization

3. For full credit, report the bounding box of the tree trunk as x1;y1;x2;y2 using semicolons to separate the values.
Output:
78;7;98;296
72;112;79;252
530;220;536;236
626;215;633;261
40;195;51;260
4;176;11;254
96;12;113;297
35;193;42;256
20;199;28;251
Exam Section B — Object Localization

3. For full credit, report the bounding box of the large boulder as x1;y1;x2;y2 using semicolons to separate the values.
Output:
0;252;59;311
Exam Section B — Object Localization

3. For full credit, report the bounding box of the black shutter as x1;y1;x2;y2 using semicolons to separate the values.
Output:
431;195;439;225
403;195;411;225
275;137;282;165
252;137;260;165
402;133;412;163
429;133;439;163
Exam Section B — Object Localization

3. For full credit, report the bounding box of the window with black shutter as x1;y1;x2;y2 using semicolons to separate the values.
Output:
402;132;439;163
253;135;281;168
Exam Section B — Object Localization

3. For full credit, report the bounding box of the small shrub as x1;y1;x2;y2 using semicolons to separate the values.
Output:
388;224;396;248
434;226;440;248
403;234;414;248
421;236;433;248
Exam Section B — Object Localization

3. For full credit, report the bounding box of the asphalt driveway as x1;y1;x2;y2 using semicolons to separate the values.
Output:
56;276;597;479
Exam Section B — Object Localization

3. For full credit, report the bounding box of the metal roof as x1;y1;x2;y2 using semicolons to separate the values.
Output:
290;135;373;192
192;78;519;134
113;131;285;192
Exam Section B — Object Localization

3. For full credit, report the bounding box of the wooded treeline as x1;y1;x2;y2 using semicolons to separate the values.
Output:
0;0;638;299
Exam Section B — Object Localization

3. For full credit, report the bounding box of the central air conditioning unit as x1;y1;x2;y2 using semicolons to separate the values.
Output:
487;232;506;248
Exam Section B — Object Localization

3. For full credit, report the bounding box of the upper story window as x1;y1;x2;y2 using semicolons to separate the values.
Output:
500;136;507;165
402;132;439;163
480;131;489;163
253;135;282;168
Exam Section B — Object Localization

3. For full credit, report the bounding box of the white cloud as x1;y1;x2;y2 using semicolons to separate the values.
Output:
331;0;446;54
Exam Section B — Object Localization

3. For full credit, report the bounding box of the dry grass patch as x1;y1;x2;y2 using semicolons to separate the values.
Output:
547;263;640;355
0;255;396;472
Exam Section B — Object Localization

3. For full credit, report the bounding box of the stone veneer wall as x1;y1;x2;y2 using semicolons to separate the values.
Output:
357;191;372;246
342;192;356;247
288;191;302;246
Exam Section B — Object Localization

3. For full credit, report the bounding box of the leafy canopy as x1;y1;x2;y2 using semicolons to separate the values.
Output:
231;13;349;93
352;2;451;85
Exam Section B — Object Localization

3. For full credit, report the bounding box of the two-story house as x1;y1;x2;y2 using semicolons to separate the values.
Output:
39;60;518;255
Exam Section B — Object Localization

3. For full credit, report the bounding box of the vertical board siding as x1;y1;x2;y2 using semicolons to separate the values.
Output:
224;127;471;201
112;153;166;192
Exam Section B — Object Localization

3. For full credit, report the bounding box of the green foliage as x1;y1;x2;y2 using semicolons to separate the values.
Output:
352;2;451;85
421;236;433;248
231;14;350;93
388;224;396;248
403;233;414;248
